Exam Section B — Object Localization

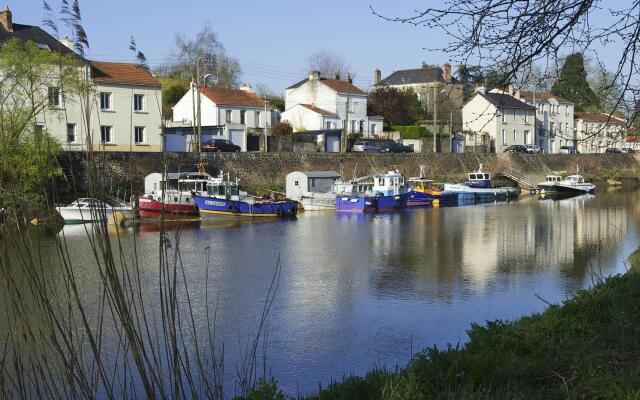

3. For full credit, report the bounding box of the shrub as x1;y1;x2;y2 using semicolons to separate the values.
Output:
392;125;427;140
270;121;293;136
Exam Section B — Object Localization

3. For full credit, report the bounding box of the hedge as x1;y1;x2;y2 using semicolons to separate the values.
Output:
392;125;427;140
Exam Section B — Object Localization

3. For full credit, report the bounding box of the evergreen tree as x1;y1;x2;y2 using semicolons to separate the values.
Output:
551;53;598;111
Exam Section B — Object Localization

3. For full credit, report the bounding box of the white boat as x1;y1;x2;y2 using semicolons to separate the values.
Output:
443;165;518;199
57;198;134;224
554;175;595;194
298;175;375;211
537;175;563;193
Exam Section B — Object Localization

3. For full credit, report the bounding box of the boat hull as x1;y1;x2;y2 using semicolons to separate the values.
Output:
553;184;595;194
443;183;518;199
136;197;199;220
193;196;298;220
407;190;458;207
336;192;409;212
300;195;336;211
57;206;134;224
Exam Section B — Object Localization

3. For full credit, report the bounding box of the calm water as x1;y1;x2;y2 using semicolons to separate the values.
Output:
11;190;640;395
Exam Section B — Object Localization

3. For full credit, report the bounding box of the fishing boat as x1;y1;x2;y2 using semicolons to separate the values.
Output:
443;164;518;200
301;175;375;211
57;198;134;224
407;166;458;207
553;175;595;194
136;172;211;219
336;170;409;212
193;172;298;220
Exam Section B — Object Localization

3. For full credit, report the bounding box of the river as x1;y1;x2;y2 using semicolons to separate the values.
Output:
4;190;640;397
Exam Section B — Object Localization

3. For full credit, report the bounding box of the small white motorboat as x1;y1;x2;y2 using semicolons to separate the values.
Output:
537;175;563;193
554;175;596;194
56;198;134;224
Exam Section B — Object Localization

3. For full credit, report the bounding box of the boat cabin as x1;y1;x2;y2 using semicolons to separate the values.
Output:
545;175;562;183
144;172;211;196
286;171;341;200
206;181;240;198
466;170;492;188
408;177;435;192
565;175;585;184
372;171;406;196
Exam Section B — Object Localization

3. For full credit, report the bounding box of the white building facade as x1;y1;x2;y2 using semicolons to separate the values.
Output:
516;91;574;154
462;89;536;152
282;72;383;136
574;112;626;153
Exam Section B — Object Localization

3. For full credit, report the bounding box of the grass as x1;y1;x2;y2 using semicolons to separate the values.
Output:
246;270;640;399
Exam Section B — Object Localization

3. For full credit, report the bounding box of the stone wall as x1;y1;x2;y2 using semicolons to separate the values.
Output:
58;152;640;198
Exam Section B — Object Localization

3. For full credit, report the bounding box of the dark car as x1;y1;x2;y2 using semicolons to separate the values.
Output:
605;147;622;153
380;143;413;153
559;145;579;154
504;145;528;153
201;139;241;152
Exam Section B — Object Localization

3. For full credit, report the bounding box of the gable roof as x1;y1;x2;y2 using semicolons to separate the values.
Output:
0;23;81;59
377;67;448;86
286;78;366;95
574;112;626;124
200;87;270;108
91;61;160;86
477;92;535;110
298;104;337;116
518;91;572;104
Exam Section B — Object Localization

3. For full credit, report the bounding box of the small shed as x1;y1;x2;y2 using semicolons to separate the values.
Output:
286;171;341;200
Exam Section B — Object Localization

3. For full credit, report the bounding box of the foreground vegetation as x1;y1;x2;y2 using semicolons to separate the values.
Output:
243;270;640;399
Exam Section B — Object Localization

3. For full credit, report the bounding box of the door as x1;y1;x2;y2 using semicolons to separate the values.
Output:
326;135;340;153
229;130;244;151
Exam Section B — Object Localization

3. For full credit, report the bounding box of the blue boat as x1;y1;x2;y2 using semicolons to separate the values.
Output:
336;170;409;212
193;172;298;220
443;164;518;200
407;166;458;207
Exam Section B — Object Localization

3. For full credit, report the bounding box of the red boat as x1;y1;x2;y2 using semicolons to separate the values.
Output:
136;171;211;220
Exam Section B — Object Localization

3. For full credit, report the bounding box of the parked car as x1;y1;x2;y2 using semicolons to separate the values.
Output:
201;139;241;152
504;145;528;153
559;145;579;154
525;144;542;154
605;147;622;153
622;148;637;153
380;143;413;153
352;141;380;152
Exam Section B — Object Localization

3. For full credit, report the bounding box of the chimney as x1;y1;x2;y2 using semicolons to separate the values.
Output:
508;85;514;96
0;6;12;32
442;63;452;82
347;75;352;84
60;35;74;50
333;72;340;80
309;71;320;80
240;82;253;93
374;68;381;84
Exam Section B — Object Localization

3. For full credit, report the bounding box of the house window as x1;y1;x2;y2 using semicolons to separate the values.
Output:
100;125;113;143
550;122;555;136
513;129;517;141
225;110;232;123
524;130;531;144
35;123;45;134
240;110;246;124
371;123;377;133
566;105;570;116
311;178;316;188
100;92;112;110
513;108;517;120
133;94;144;112
502;129;507;145
255;111;261;127
558;122;563;133
501;111;506;123
134;126;145;144
326;121;332;129
351;120;356;133
48;87;61;107
67;123;76;143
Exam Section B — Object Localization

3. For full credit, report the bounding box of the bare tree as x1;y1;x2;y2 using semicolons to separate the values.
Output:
306;50;353;79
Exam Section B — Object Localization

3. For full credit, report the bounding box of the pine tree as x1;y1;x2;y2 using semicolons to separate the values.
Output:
551;53;598;111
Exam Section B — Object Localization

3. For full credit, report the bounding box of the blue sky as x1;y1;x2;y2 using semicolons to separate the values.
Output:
9;1;626;93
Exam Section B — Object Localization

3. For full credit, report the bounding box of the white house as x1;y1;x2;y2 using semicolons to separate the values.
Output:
462;88;536;152
171;83;275;151
2;8;163;152
574;112;627;153
516;91;574;154
281;71;383;137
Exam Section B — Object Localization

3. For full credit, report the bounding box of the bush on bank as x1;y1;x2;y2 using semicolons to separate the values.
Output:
243;272;640;399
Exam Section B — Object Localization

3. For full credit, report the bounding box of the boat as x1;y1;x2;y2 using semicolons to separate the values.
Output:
336;170;409;212
299;175;375;211
553;175;595;194
136;171;211;220
407;166;458;207
193;172;298;220
537;175;563;194
443;164;518;200
56;198;134;224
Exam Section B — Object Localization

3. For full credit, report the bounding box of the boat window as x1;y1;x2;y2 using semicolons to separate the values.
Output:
226;185;239;196
469;174;476;180
484;174;490;180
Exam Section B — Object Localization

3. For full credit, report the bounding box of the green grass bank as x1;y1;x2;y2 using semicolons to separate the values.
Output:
241;270;640;399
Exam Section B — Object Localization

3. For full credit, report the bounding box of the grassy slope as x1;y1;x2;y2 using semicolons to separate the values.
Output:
243;272;640;399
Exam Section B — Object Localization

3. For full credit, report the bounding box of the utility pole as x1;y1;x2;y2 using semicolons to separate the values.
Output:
196;56;203;157
450;107;453;153
264;99;269;152
343;73;350;153
433;85;438;153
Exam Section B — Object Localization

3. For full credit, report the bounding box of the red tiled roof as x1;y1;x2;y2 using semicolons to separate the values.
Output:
200;87;270;108
299;104;336;116
91;61;160;86
574;112;626;124
321;79;366;95
625;135;640;143
519;91;572;104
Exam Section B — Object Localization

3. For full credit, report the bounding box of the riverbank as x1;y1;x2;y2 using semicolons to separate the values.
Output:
243;270;640;399
57;152;640;198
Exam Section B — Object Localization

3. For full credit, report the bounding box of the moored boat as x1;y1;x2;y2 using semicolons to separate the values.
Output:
443;165;518;200
553;175;595;194
537;175;563;194
407;166;458;207
57;198;134;224
336;170;409;212
193;172;298;219
136;172;211;220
